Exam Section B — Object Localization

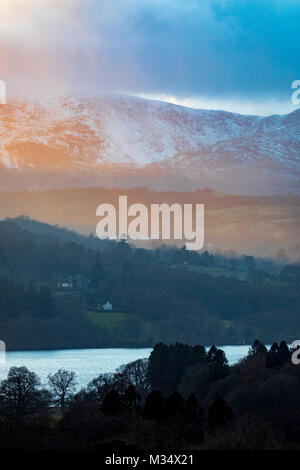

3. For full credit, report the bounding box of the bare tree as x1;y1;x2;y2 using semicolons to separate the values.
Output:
0;366;46;420
48;369;77;411
86;373;116;402
116;358;150;400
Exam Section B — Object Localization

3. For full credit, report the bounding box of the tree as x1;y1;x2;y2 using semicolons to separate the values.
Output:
277;340;291;367
0;366;45;420
266;341;290;369
144;390;166;422
184;394;205;444
148;343;205;396
208;398;233;433
244;255;255;280
166;391;185;418
123;385;139;408
0;246;8;267
90;253;105;288
248;340;267;358
207;345;230;382
48;369;77;411
121;261;135;289
115;358;150;399
188;345;207;366
101;390;123;416
86;373;116;402
35;286;55;318
280;265;300;285
266;342;280;369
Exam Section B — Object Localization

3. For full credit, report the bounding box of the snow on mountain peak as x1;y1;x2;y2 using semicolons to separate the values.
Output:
0;94;299;194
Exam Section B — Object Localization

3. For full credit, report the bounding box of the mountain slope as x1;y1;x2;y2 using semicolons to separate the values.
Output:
0;94;299;194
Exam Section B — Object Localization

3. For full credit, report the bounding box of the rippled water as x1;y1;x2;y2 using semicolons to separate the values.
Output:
0;345;251;390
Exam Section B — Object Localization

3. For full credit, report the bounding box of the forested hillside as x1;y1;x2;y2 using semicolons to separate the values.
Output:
0;217;299;350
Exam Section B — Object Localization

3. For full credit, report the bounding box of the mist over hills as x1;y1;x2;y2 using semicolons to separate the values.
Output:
0;94;299;194
0;187;300;260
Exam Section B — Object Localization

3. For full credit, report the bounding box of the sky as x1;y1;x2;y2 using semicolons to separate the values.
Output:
0;0;299;115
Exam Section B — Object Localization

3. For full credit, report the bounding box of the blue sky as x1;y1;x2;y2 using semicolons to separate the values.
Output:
0;0;299;114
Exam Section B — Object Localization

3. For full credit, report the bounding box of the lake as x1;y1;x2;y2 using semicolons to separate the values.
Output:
0;345;251;390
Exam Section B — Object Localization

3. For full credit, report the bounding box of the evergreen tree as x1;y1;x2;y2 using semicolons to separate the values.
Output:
278;340;291;367
266;342;280;369
248;340;267;357
208;398;233;433
207;345;230;381
184;394;205;443
185;393;202;420
90;254;105;288
144;390;166;422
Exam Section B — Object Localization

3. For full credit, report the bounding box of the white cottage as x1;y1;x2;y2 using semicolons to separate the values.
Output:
102;301;113;311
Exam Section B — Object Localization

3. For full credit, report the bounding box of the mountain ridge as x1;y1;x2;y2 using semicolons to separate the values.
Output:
0;94;299;194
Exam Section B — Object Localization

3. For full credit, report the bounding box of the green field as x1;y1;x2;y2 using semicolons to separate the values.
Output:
86;310;129;329
170;264;247;281
86;310;154;346
53;291;82;299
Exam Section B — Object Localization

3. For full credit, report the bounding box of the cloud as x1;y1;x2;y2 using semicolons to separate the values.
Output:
0;0;299;112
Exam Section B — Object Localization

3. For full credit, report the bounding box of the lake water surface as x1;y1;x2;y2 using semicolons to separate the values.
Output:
0;345;251;390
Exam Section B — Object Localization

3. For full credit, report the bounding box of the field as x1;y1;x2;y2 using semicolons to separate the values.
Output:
170;264;247;281
86;310;129;329
86;310;151;346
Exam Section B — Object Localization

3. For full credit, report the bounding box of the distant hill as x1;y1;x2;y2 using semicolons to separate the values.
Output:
6;215;111;251
0;187;300;259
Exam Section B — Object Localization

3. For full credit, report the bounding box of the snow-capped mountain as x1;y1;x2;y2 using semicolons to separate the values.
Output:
0;94;299;194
